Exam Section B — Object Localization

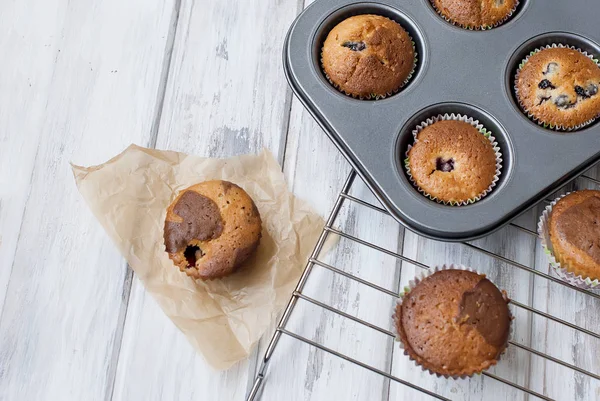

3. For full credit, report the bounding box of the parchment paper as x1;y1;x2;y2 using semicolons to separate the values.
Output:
72;144;324;370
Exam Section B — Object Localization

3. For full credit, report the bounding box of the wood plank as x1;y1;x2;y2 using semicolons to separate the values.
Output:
110;0;303;399
250;0;398;399
0;0;176;399
528;168;600;401
256;30;406;397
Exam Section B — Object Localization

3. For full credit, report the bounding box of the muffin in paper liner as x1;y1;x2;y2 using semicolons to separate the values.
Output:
404;113;503;206
320;17;418;100
429;0;519;31
514;43;600;131
537;192;600;290
391;264;513;379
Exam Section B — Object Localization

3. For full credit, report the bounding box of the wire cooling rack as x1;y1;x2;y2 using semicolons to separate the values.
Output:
246;168;600;401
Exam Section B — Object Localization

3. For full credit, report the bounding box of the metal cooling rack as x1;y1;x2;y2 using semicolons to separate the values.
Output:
246;168;600;401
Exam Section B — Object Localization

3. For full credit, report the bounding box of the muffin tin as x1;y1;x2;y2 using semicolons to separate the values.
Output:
282;0;600;241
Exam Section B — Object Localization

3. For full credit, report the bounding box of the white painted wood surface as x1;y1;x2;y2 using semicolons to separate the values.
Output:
1;0;598;400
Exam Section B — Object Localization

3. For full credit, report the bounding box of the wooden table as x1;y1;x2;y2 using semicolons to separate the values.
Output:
2;0;599;400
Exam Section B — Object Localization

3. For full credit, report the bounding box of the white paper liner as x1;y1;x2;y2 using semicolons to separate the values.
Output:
429;0;519;30
321;16;417;100
392;264;513;379
404;113;503;206
514;43;600;131
537;192;600;289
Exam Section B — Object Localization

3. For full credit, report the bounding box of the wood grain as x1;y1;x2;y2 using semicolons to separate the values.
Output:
110;0;304;399
529;167;600;401
3;0;599;399
0;0;176;399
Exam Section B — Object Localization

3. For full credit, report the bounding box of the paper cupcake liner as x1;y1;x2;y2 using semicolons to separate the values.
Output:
514;43;600;131
429;0;519;30
537;193;600;289
404;113;503;206
392;264;513;379
321;19;417;100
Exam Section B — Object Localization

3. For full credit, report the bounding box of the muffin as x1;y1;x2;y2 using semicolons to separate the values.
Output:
164;180;262;280
515;46;600;130
321;14;415;99
432;0;518;29
394;268;511;377
547;190;600;282
406;117;500;205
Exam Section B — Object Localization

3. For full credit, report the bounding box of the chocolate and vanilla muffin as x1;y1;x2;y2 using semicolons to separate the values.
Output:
321;14;415;99
516;46;600;130
548;190;600;282
406;119;499;205
164;180;262;280
394;269;511;377
431;0;518;29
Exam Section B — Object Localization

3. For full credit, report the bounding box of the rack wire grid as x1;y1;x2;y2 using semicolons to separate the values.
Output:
247;166;600;401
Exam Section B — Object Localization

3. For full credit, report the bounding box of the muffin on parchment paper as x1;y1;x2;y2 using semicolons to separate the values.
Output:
515;45;600;130
539;190;600;289
321;14;416;99
405;115;502;205
394;267;511;377
164;180;262;280
431;0;518;29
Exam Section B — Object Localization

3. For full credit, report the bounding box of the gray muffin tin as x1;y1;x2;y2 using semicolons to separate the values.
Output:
283;0;600;241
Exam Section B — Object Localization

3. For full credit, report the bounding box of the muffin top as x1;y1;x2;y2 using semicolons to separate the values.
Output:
164;180;262;280
321;14;414;98
516;47;600;129
549;190;600;280
396;269;510;377
407;120;498;204
432;0;517;28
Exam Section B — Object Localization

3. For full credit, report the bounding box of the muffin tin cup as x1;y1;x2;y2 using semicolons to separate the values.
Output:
320;16;418;100
392;264;513;379
514;43;600;132
404;113;503;206
537;193;600;290
285;0;600;240
429;0;519;31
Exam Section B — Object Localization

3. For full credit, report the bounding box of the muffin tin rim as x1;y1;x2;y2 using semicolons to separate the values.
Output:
283;0;600;240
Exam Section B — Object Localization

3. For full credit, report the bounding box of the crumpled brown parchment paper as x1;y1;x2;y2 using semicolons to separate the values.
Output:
72;144;324;370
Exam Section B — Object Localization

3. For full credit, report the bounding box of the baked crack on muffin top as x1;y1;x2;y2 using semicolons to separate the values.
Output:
395;269;511;377
164;180;262;280
549;190;600;281
516;47;600;129
407;120;498;204
321;14;415;99
432;0;518;28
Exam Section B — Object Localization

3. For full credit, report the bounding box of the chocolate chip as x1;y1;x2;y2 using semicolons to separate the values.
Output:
538;79;555;90
554;94;576;109
341;41;366;51
436;157;455;172
543;62;559;75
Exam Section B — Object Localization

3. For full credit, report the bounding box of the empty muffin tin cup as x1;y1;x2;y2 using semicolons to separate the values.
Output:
392;264;513;379
538;193;600;290
429;0;520;30
320;16;418;100
515;43;600;131
404;113;503;206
